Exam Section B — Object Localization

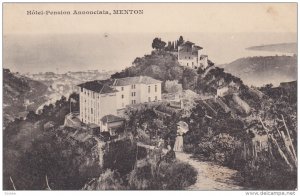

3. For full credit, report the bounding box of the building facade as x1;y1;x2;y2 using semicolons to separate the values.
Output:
78;76;162;127
178;41;209;70
113;76;162;110
78;80;118;125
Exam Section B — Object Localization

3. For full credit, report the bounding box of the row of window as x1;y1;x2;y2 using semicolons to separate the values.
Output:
120;85;158;93
81;84;159;98
81;88;100;99
130;96;158;104
121;85;136;91
148;85;158;93
148;96;158;102
82;107;99;115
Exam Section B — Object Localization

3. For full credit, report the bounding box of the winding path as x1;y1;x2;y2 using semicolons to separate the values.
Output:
175;152;246;190
137;142;246;190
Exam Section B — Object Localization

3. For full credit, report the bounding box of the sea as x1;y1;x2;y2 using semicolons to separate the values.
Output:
3;32;297;74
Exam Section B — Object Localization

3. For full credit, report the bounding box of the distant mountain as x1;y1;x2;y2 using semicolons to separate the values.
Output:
246;42;297;54
220;56;297;87
3;68;49;126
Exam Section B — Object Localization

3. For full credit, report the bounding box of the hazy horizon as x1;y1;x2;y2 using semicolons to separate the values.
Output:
4;3;296;74
4;32;297;74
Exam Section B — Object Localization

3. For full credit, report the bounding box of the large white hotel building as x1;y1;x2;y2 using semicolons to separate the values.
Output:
78;76;162;126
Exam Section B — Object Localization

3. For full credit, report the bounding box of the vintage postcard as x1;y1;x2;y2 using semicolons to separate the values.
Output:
2;2;297;192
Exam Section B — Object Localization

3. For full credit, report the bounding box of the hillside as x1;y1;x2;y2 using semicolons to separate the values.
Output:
3;68;49;126
3;38;297;190
111;50;242;95
220;56;297;87
111;50;185;86
246;42;297;54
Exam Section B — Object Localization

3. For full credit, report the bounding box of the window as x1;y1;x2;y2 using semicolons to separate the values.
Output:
81;87;83;92
148;97;151;102
187;63;189;66
121;87;124;91
91;108;93;114
192;62;194;66
131;84;135;89
155;96;157;101
148;86;151;93
132;92;136;96
155;85;157;92
122;94;124;99
132;100;136;104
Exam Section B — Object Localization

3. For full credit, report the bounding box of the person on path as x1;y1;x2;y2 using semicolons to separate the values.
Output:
173;121;189;152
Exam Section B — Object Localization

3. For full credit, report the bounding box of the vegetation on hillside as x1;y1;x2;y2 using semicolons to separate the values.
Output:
129;81;297;190
111;46;241;96
3;36;297;190
3;93;85;190
111;50;184;91
4;92;196;190
183;82;297;189
3;68;50;126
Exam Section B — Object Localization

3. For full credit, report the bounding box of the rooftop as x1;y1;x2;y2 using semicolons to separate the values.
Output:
179;41;203;51
101;114;125;124
182;41;194;46
78;80;117;94
113;76;162;86
78;76;162;93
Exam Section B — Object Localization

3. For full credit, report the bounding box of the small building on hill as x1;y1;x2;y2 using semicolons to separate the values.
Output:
178;41;209;69
100;114;125;136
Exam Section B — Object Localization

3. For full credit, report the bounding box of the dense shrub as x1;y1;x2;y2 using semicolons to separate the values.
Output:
128;159;197;190
195;133;240;164
83;170;126;190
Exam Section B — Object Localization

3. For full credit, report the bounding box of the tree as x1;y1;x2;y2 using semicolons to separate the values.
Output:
177;36;184;46
165;80;183;93
152;38;166;50
171;41;175;51
26;111;39;122
174;40;178;50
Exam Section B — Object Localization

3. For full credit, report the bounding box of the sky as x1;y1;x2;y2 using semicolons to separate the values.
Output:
3;3;297;73
4;3;297;35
